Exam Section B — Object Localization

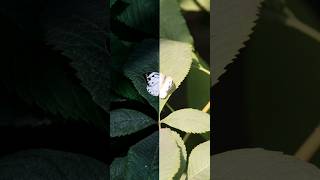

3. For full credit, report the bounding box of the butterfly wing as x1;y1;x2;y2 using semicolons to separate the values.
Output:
146;72;160;97
159;75;173;99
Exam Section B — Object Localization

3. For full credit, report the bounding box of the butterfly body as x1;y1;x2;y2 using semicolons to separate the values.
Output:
145;72;174;99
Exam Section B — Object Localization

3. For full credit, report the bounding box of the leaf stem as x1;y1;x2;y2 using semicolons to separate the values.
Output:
283;7;320;43
183;102;211;142
295;127;320;161
192;64;210;75
166;103;175;112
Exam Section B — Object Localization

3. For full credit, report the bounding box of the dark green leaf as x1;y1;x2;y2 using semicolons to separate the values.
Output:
110;108;155;137
0;149;107;179
117;0;158;35
45;0;110;112
127;131;159;179
124;40;159;111
110;157;127;180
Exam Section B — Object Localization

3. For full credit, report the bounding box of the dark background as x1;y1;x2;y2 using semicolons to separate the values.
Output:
0;1;108;163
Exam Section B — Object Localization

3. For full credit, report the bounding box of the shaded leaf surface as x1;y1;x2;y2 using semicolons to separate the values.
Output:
212;0;262;85
110;108;155;137
124;40;159;111
110;157;127;180
212;148;320;180
0;149;107;180
127;131;159;179
117;0;158;35
45;0;110;112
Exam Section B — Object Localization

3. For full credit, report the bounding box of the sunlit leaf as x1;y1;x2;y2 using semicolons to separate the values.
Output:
162;108;209;133
187;141;210;180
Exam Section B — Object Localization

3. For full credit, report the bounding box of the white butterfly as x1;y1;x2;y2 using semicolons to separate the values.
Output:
145;72;174;99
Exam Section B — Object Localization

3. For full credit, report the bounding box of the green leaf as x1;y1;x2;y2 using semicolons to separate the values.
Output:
112;74;145;102
187;141;210;180
110;157;127;180
186;57;210;109
110;108;155;137
127;131;159;179
117;0;158;35
160;0;193;44
160;128;181;180
160;39;193;111
124;39;159;111
161;108;209;133
212;0;262;85
212;148;320;179
45;0;110;112
0;149;107;179
172;130;188;180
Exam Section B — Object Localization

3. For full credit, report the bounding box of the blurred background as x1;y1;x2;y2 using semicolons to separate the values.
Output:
213;0;320;167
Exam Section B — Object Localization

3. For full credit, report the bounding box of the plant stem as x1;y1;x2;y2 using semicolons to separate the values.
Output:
295;127;320;161
283;7;320;43
202;101;211;113
183;101;211;142
166;103;175;112
198;66;211;75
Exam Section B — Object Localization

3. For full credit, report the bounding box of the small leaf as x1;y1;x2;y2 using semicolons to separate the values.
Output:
160;39;193;111
160;128;181;180
110;157;127;180
212;148;320;180
124;39;159;111
161;108;209;133
127;131;159;179
160;0;193;44
187;141;210;180
110;109;155;137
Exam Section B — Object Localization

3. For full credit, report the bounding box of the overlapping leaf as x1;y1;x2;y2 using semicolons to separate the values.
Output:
110;132;159;179
160;0;193;44
110;157;127;180
160;39;193;111
124;40;159;111
160;128;181;180
45;0;110;112
161;108;210;133
110;109;155;137
187;141;210;180
127;131;159;179
117;0;158;35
